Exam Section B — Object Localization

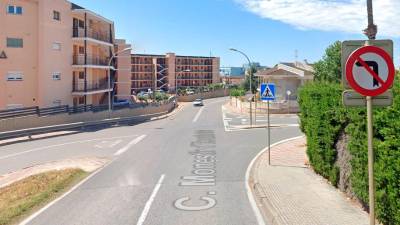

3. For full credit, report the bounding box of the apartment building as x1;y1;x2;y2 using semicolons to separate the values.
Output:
115;40;220;99
0;0;115;109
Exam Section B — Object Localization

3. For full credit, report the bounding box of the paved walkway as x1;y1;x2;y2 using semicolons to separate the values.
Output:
251;137;369;225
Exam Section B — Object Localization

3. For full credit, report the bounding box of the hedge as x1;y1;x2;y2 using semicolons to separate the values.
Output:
298;75;400;224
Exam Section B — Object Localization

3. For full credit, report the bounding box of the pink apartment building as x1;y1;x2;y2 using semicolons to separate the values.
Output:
0;0;115;109
115;40;220;100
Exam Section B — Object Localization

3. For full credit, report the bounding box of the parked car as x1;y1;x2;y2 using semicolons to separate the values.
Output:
113;99;130;107
137;91;150;98
186;89;195;95
193;98;204;106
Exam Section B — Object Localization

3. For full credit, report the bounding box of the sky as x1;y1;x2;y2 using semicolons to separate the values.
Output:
71;0;400;67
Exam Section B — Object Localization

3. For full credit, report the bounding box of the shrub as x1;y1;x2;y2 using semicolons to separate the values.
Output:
299;74;400;224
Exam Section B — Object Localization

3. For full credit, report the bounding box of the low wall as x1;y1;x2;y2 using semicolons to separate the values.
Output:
229;97;299;114
0;102;175;133
177;89;229;102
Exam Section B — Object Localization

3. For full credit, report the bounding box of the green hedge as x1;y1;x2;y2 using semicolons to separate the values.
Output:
298;76;400;224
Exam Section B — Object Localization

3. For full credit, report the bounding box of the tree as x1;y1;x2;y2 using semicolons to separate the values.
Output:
314;41;342;83
241;65;258;93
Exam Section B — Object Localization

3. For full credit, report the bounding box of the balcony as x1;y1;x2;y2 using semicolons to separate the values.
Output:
73;55;110;67
73;28;111;44
72;79;111;94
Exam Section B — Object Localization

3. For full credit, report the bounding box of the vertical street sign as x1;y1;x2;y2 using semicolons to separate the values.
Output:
343;39;395;225
260;83;275;102
260;83;275;165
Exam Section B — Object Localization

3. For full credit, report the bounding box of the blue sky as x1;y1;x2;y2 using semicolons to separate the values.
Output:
71;0;399;67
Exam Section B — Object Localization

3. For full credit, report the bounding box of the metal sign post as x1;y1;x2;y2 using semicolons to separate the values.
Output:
261;83;276;166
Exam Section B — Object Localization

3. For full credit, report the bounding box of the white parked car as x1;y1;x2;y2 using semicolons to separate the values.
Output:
193;99;204;106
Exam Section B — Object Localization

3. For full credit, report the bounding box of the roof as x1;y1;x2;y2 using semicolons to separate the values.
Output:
255;61;314;78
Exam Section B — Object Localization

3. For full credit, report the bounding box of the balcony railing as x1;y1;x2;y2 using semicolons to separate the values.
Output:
73;55;110;66
73;79;109;92
73;28;111;43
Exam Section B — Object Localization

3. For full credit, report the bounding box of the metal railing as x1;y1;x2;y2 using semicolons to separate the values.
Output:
72;79;109;92
73;55;110;66
73;28;111;43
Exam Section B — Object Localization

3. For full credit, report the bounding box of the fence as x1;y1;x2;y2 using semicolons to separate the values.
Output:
0;97;176;133
229;97;299;114
177;89;229;102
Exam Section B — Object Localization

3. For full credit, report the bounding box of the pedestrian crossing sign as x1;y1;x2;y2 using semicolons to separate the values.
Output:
260;83;275;101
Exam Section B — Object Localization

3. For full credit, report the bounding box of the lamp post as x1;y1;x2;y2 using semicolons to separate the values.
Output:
107;47;132;118
230;48;253;127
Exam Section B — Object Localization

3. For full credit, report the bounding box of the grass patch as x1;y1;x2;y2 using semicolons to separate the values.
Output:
0;168;88;225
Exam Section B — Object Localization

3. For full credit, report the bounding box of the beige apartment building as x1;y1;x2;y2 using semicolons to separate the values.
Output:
115;40;220;100
0;0;115;109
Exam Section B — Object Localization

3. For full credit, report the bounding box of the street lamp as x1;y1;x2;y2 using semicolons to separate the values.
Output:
230;48;254;126
108;47;132;117
286;90;292;114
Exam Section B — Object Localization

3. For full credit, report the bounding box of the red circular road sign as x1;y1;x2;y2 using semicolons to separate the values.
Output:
346;45;395;96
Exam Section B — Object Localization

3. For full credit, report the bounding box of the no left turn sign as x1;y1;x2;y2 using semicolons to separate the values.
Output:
346;45;395;96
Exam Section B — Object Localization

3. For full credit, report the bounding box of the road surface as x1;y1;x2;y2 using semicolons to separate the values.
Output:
0;97;302;225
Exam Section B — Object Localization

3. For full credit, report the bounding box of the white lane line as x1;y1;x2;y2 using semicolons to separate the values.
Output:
136;174;166;225
19;160;113;225
192;107;205;123
114;135;146;156
245;136;304;225
0;135;138;160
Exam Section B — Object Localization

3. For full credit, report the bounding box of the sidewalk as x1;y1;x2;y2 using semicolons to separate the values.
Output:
250;137;369;225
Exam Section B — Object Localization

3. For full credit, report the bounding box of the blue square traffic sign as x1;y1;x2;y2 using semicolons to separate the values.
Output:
260;83;276;101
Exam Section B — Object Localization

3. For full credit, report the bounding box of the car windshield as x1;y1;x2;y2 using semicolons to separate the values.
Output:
1;1;395;225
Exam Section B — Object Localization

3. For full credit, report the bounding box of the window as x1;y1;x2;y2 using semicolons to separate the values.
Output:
52;42;61;51
7;38;23;48
53;10;60;21
52;72;61;80
7;5;22;15
78;96;85;104
6;72;23;81
78;20;84;28
78;71;84;79
78;46;85;54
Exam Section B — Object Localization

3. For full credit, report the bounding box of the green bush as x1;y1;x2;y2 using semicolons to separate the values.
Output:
230;88;245;97
299;75;400;224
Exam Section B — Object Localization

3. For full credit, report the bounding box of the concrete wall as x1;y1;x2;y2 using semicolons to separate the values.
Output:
0;101;175;132
177;89;229;102
229;97;299;114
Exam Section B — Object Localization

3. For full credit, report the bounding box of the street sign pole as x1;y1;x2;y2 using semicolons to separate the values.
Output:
267;99;271;165
365;37;375;225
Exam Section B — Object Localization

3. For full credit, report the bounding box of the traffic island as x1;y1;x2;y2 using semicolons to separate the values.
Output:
0;168;87;225
249;137;369;225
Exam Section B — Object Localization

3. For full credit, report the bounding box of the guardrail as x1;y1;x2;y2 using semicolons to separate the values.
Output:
0;98;175;120
0;109;171;141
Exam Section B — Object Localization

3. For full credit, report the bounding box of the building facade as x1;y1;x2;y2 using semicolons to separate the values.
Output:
0;0;115;109
255;61;314;101
220;66;245;85
115;43;220;100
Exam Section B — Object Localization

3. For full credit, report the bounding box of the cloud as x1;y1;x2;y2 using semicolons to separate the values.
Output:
237;0;400;37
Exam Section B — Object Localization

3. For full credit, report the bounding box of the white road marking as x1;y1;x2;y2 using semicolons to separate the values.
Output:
245;136;304;225
114;135;146;156
136;174;166;225
19;160;113;225
0;135;138;160
192;107;205;123
94;140;122;149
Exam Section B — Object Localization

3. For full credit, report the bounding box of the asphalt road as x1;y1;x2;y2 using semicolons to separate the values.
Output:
0;97;302;225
